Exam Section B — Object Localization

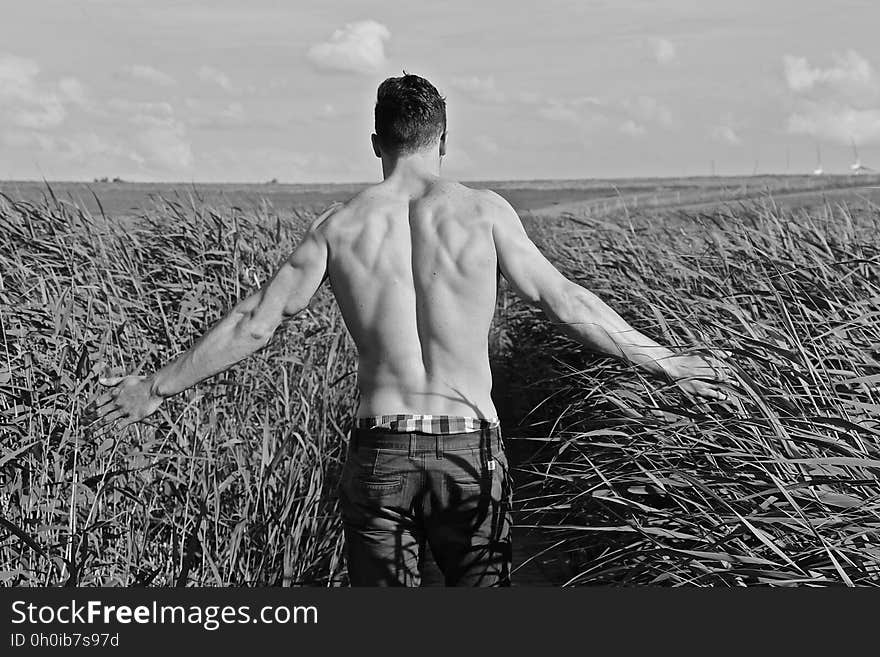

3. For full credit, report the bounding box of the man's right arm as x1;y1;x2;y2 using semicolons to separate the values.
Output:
487;191;728;400
93;203;340;429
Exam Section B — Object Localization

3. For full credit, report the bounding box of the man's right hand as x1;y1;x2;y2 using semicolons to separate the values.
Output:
94;375;164;429
662;354;732;402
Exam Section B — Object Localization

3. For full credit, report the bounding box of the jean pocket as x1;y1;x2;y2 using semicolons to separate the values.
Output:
445;448;487;492
354;449;405;496
357;474;404;495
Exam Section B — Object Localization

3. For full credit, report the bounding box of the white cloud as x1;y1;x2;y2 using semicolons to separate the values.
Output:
450;74;661;144
449;75;614;133
538;101;580;123
0;53;40;89
450;76;506;103
0;53;67;128
198;65;235;92
2;130;143;166
104;98;193;171
450;77;555;110
107;99;174;119
620;120;646;137
1;130;56;151
783;50;880;145
622;96;673;128
537;97;604;125
114;104;193;171
783;51;875;100
223;102;245;121
8;99;65;130
711;125;741;145
306;20;390;75
59;77;87;106
533;94;671;136
134;121;193;171
66;133;142;163
0;52;194;177
185;99;247;127
123;64;176;87
653;38;676;65
522;91;671;133
306;102;357;124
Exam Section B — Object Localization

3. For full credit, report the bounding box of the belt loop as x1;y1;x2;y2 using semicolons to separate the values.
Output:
483;426;493;467
408;433;416;458
435;435;443;460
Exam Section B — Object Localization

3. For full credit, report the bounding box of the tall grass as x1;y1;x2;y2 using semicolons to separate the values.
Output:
1;192;354;586
1;187;878;586
511;199;880;585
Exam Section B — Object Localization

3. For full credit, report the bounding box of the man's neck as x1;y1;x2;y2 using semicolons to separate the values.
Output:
381;150;442;184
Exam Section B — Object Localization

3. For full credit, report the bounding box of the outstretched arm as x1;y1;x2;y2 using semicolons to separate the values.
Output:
489;192;728;400
94;205;338;428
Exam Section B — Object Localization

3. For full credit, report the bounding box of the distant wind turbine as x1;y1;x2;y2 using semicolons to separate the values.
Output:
850;138;875;175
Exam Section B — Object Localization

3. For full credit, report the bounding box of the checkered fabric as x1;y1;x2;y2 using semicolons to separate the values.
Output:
355;414;500;434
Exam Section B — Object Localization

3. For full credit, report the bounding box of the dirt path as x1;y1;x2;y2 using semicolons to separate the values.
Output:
528;182;880;220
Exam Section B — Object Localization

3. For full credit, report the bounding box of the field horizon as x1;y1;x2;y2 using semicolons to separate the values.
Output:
3;173;880;221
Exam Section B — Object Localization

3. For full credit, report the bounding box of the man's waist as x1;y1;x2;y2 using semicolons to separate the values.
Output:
354;414;500;434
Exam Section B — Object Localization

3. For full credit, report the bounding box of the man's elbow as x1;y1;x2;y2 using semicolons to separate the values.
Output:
235;312;277;348
248;325;275;347
545;282;599;327
243;299;309;346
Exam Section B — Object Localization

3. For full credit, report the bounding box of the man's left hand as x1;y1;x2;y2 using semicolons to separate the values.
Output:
662;354;733;402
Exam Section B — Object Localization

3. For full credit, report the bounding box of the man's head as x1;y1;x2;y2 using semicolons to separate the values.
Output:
372;73;446;159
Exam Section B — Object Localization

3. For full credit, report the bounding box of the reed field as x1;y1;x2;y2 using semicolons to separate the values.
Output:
1;182;879;586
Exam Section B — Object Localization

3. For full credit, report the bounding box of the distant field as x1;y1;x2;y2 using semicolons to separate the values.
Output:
3;173;879;219
2;176;879;586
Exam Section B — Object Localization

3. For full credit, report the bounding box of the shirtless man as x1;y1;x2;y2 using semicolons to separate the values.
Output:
95;74;728;586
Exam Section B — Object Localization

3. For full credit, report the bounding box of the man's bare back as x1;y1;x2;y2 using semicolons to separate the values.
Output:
321;177;500;419
94;71;728;433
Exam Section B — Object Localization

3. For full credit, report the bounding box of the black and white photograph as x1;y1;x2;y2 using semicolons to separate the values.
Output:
2;0;880;603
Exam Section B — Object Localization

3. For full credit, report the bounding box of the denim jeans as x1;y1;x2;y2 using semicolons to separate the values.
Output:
339;425;513;586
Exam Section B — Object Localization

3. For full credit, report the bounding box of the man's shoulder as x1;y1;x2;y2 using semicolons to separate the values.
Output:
433;180;515;214
433;179;493;199
307;201;347;234
334;183;393;213
461;187;518;226
308;186;377;233
476;187;514;210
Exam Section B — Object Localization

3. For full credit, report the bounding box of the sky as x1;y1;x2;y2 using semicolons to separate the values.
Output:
2;0;880;183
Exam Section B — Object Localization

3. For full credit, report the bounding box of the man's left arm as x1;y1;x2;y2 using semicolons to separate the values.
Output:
94;206;337;429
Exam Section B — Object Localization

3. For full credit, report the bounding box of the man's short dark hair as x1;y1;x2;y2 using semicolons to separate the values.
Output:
374;73;446;154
